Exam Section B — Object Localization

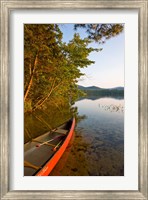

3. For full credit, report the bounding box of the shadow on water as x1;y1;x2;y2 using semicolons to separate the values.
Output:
24;104;77;143
50;129;91;176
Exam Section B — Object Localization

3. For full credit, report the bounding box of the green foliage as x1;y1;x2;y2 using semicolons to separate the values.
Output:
24;24;98;112
24;100;32;112
74;24;124;43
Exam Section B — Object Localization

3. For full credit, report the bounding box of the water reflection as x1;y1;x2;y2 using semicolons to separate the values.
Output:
25;96;124;176
79;94;124;101
98;103;124;113
76;97;124;176
51;97;124;176
24;104;75;143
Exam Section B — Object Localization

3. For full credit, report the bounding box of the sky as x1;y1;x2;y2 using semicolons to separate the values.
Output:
59;24;124;89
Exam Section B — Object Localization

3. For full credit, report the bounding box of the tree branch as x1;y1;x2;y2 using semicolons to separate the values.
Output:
33;79;64;110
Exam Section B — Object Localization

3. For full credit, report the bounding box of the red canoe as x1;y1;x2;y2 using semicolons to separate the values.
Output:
24;117;75;176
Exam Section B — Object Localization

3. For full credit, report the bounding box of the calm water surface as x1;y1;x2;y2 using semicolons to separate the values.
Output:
50;97;124;176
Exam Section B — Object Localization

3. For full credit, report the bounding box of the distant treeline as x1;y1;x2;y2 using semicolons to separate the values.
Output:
84;89;124;96
78;88;124;99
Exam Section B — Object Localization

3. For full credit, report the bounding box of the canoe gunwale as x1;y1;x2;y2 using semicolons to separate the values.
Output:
36;117;75;176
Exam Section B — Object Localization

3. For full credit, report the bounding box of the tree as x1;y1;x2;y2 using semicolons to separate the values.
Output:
74;24;124;43
24;25;99;112
24;24;64;110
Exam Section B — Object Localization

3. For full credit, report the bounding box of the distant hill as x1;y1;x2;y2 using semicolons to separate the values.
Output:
77;85;86;90
78;85;102;91
78;85;124;91
85;86;102;90
109;86;124;90
77;85;124;99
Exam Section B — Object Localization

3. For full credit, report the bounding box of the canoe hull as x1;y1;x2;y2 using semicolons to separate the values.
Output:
36;117;75;176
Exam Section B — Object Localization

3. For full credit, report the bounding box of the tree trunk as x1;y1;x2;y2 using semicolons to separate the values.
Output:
24;53;38;101
33;80;63;110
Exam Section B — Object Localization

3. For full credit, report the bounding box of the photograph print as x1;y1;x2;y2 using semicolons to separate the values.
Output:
24;24;124;176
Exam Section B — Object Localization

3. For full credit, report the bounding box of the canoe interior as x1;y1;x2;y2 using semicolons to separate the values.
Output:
24;118;73;176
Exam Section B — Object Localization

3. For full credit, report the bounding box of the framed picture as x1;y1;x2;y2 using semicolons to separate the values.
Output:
1;0;147;199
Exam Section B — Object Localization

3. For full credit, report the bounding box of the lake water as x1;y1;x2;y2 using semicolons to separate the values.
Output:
50;97;124;176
